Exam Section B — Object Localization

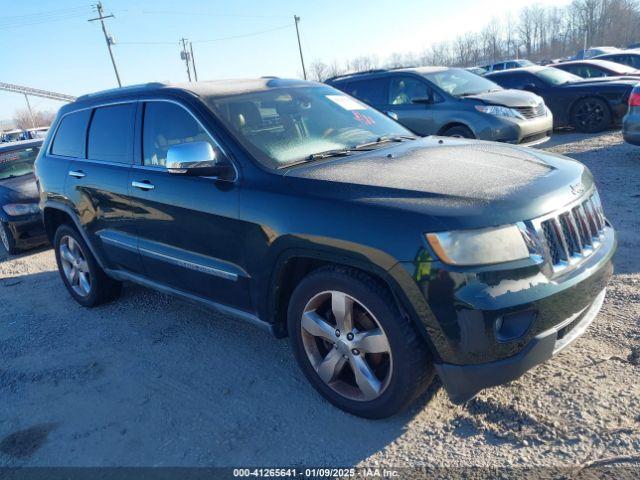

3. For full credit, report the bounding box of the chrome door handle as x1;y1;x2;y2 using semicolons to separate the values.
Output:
68;170;86;178
131;181;154;191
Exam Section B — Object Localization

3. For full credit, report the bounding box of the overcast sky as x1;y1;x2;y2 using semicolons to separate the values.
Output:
0;0;572;124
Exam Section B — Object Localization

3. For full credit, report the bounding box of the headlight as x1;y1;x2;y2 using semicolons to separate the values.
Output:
426;225;530;266
2;203;40;216
474;104;524;119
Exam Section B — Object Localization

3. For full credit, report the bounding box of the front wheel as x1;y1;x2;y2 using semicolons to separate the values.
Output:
0;222;18;255
442;125;475;139
287;267;433;418
53;224;122;307
571;97;611;133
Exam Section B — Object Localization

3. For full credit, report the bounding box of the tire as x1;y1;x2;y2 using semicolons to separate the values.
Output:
571;97;611;133
53;224;122;307
0;222;18;255
442;125;475;138
287;266;434;419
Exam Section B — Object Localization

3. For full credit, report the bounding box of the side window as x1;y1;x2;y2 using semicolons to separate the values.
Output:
50;109;91;158
493;63;506;71
563;65;580;76
586;67;606;78
388;76;430;105
142;101;217;167
343;78;388;106
87;104;135;163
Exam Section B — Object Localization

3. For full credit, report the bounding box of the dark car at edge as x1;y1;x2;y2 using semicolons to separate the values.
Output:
623;84;640;145
486;66;637;132
35;79;615;418
0;139;47;254
553;59;640;80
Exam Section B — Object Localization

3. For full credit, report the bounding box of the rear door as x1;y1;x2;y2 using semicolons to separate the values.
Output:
62;102;142;273
127;99;251;312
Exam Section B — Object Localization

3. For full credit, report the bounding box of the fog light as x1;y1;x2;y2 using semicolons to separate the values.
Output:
495;310;537;342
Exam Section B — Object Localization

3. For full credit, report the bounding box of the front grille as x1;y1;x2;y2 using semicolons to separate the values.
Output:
538;193;606;271
514;102;547;119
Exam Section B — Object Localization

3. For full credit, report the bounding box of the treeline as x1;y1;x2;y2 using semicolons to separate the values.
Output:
309;0;640;81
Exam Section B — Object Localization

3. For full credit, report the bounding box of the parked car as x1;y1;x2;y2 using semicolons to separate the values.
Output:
594;51;640;69
486;66;636;132
0;139;47;254
1;129;27;143
36;79;615;418
466;66;487;75
327;67;553;146
26;126;50;139
623;85;640;145
553;59;640;80
479;59;535;73
572;46;622;60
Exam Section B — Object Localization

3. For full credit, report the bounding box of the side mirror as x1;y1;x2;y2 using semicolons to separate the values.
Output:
411;96;433;104
166;141;233;179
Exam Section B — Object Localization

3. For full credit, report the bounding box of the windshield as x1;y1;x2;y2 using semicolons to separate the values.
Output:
0;146;39;180
206;86;412;169
537;67;582;85
422;68;502;96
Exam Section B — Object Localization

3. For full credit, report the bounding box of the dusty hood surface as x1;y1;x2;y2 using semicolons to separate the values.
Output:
284;137;591;225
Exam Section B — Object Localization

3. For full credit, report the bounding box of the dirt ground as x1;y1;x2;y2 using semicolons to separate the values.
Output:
0;131;638;473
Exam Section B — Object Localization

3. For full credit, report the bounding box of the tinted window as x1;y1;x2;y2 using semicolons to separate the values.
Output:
51;110;91;158
143;102;217;167
585;66;606;77
342;78;388;106
536;67;581;85
388;76;430;105
493;63;506;71
489;73;529;89
87;104;135;163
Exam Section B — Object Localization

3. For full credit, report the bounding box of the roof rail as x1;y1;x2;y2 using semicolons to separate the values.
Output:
325;69;389;82
76;82;167;101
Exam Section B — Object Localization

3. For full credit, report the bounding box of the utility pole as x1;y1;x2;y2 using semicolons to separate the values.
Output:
189;42;199;82
293;15;307;80
180;38;192;82
89;2;122;87
24;94;36;129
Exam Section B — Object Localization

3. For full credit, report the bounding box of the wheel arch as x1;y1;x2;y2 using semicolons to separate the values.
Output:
267;249;440;359
437;122;476;137
42;202;108;270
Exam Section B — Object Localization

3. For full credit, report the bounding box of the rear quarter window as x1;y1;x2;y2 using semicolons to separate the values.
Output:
50;109;91;158
341;78;388;106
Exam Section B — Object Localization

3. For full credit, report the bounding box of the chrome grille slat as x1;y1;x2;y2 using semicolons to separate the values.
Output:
514;102;546;119
537;192;606;273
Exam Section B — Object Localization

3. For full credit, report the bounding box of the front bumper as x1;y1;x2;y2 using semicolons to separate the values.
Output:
479;111;553;146
435;288;606;403
7;214;47;249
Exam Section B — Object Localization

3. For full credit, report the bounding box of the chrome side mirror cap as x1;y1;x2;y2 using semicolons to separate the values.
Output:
165;141;232;178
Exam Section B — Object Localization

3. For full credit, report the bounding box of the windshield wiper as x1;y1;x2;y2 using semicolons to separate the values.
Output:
354;135;416;149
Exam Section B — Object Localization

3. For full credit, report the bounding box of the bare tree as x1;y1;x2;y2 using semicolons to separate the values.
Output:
13;109;56;129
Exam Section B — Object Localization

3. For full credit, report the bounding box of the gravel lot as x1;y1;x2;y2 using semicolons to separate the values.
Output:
0;131;639;473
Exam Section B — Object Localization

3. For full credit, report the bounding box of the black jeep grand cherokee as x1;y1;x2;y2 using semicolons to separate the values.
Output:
35;79;615;418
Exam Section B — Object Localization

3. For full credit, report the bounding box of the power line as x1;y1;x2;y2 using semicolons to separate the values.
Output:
118;24;292;46
88;2;122;87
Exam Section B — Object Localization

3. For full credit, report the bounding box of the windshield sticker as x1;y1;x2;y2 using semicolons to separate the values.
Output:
352;111;376;125
326;95;368;110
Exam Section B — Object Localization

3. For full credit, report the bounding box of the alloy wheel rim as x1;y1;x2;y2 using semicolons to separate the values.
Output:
576;102;604;129
0;225;9;251
300;290;393;402
59;235;91;297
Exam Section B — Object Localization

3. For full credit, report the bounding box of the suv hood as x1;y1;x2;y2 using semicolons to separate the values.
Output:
284;137;591;228
464;88;543;108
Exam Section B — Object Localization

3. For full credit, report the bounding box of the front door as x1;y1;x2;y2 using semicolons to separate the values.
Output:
127;99;252;312
385;75;438;135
